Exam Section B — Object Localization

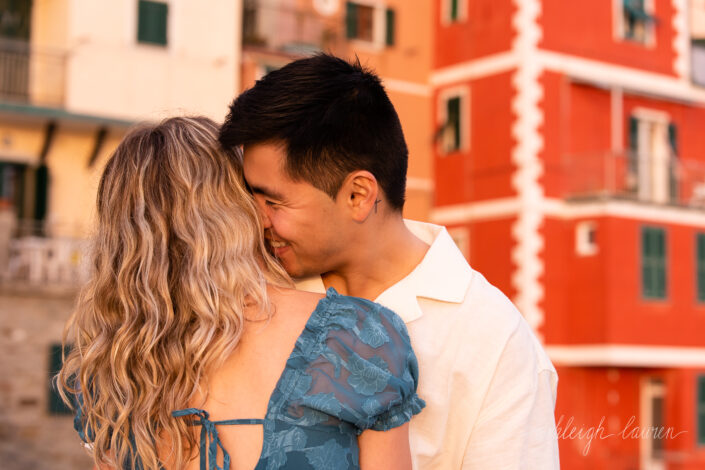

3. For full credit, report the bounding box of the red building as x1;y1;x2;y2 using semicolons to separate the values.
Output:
431;0;705;468
236;1;705;467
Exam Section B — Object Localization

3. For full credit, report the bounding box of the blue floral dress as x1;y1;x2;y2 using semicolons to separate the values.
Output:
74;288;425;470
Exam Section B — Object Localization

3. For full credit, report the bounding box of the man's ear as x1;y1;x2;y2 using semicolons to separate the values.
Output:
339;171;379;222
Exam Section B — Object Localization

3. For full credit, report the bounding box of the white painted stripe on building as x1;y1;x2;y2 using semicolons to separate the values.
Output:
432;197;705;227
546;344;705;367
431;198;520;224
430;51;518;86
382;78;432;97
671;0;690;80
406;176;434;191
510;0;545;337
537;50;705;103
543;198;705;227
429;47;705;104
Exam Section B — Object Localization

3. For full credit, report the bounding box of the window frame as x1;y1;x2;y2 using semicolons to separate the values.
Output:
639;377;666;467
137;0;169;47
614;0;656;46
441;0;467;25
641;225;667;301
628;110;676;204
437;86;470;156
345;1;395;49
576;221;599;257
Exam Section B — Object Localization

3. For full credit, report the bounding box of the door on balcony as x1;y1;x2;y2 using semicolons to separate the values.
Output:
0;0;32;101
628;113;678;204
639;377;666;470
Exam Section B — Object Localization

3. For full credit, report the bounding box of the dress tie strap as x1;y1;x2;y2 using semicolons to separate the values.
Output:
172;408;264;470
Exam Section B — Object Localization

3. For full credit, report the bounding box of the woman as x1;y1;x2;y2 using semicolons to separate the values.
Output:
58;116;424;470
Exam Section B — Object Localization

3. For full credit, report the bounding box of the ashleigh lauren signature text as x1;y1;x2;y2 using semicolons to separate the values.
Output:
555;415;688;456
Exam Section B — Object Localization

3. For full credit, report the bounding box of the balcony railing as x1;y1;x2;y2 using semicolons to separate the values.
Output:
561;151;705;208
1;216;87;289
242;0;344;55
0;39;66;107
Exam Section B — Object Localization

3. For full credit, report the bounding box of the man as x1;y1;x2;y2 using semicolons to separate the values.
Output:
220;54;559;469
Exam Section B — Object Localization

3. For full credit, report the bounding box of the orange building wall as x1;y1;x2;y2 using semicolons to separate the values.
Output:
542;217;609;345
540;72;614;199
555;367;705;469
452;217;517;299
434;70;516;206
604;219;705;346
540;0;677;76
433;0;515;69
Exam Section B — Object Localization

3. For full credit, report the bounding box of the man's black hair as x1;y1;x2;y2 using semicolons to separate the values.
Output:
219;54;408;210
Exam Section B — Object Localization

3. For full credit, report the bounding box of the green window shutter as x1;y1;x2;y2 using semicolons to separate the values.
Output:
346;2;358;39
668;123;678;202
697;234;705;302
385;8;395;46
698;376;705;445
668;123;678;155
628;116;639;192
642;227;666;299
138;1;168;46
446;96;461;151
48;344;71;415
34;164;48;223
450;0;460;21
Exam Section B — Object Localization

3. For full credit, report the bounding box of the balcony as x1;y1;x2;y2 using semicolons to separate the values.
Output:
242;0;344;56
561;151;705;208
0;39;67;107
0;215;86;292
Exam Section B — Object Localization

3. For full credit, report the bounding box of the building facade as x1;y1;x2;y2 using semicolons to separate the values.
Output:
239;3;705;466
239;0;435;221
0;1;241;469
430;0;705;468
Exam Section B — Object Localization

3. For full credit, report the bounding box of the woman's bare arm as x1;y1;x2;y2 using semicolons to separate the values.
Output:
358;423;412;470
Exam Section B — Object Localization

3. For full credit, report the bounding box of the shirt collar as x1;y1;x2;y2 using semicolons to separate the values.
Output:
294;220;474;323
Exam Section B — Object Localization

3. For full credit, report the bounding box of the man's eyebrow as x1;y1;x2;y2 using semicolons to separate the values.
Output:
248;184;285;201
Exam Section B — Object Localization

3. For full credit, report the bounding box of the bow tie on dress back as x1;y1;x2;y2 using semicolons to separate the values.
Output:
172;408;264;470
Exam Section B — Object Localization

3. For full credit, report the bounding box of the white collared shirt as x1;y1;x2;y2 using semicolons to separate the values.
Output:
296;220;560;469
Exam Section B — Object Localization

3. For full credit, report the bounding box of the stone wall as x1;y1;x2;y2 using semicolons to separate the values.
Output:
0;288;93;470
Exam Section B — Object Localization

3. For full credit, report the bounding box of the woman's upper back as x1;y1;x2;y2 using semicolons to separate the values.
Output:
160;287;425;470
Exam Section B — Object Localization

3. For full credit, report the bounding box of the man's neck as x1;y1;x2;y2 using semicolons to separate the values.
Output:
321;217;429;301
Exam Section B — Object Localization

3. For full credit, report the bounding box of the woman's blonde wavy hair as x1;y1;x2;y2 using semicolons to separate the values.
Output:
58;116;290;470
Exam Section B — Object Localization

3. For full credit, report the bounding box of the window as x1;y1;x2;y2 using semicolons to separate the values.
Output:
627;112;678;204
137;0;168;46
345;2;395;47
639;378;666;467
698;375;705;446
437;88;469;155
48;343;71;415
620;0;655;44
576;221;598;256
697;234;705;302
691;0;705;86
442;0;467;24
0;161;48;234
642;226;666;299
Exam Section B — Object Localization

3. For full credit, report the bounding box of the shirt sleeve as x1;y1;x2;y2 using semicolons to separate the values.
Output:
461;321;560;469
293;295;426;433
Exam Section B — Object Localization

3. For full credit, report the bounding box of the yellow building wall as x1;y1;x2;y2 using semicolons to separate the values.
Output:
43;128;116;237
62;0;241;121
